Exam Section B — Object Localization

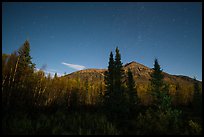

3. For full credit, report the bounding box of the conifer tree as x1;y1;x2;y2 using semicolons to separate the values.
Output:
104;47;127;116
114;47;124;94
5;40;36;110
150;59;170;110
113;47;127;115
150;59;164;93
127;68;139;110
137;59;182;134
14;40;35;95
104;51;115;106
17;40;35;75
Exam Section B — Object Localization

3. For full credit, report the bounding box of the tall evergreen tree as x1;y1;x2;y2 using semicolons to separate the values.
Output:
14;40;35;92
104;47;128;116
127;68;139;110
150;59;164;93
4;40;37;110
114;47;124;94
136;59;182;134
113;47;127;115
104;51;115;107
17;40;35;75
150;59;170;110
17;40;36;106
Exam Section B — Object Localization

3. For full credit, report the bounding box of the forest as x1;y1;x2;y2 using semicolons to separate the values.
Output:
2;40;202;135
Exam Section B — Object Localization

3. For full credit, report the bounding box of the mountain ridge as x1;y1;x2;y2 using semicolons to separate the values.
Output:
63;61;201;83
61;61;201;105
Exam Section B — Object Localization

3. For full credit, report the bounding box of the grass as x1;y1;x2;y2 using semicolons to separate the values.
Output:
2;109;119;135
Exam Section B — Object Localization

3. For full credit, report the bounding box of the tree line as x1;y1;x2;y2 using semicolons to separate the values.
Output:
2;40;202;135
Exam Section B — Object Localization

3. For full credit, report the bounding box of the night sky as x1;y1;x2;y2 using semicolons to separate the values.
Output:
2;2;202;81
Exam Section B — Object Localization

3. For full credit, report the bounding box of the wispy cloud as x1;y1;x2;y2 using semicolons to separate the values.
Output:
62;62;86;70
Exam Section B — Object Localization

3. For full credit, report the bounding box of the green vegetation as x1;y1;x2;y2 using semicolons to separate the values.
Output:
2;40;202;135
136;59;182;135
3;111;119;135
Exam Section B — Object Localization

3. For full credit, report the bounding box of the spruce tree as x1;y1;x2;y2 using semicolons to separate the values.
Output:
9;40;36;110
15;40;35;91
104;47;127;116
150;59;164;93
127;68;139;111
17;40;35;75
150;59;170;110
114;47;124;94
104;51;115;107
138;59;182;134
114;47;127;115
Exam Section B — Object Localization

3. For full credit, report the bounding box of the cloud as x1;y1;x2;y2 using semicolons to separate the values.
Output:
62;62;86;70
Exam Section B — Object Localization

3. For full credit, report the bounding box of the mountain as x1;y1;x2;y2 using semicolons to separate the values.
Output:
64;68;106;82
64;61;200;84
62;61;201;105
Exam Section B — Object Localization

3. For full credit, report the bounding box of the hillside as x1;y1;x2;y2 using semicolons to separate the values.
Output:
62;61;201;105
63;61;201;85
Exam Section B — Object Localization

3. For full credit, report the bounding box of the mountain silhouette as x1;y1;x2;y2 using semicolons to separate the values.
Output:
63;61;201;85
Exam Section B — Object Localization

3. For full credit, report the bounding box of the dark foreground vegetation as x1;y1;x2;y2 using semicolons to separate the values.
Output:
2;40;202;135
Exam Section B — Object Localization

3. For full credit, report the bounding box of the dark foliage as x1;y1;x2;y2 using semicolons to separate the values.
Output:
2;42;202;135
